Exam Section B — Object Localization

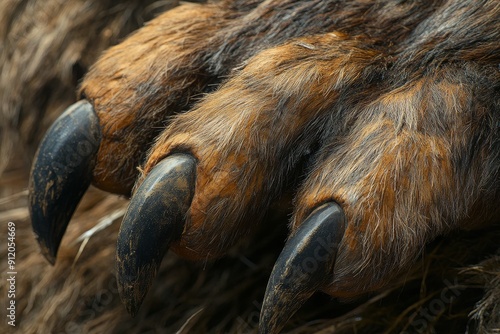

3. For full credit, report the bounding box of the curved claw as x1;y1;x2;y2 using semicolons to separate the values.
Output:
29;100;101;264
259;202;347;334
116;153;196;316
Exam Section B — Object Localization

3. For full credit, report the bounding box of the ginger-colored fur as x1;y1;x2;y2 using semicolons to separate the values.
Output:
1;0;499;333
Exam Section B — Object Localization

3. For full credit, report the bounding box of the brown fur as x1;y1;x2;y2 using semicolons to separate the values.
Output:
81;0;453;196
80;2;232;194
1;0;499;332
145;32;384;259
0;0;176;176
135;0;499;299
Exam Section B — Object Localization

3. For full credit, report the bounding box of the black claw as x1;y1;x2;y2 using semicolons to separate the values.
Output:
259;202;347;334
29;100;101;264
116;154;196;316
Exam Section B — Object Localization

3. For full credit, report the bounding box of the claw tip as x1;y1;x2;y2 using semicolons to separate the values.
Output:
259;202;347;333
36;236;56;265
42;253;56;266
117;266;156;317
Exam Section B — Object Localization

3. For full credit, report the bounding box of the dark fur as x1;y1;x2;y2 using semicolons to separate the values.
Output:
1;0;499;332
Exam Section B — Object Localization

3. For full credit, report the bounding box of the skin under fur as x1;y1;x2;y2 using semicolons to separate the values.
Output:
1;0;499;332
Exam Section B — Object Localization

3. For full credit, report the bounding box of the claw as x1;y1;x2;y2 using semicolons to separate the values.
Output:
259;202;347;334
116;153;196;316
29;100;101;264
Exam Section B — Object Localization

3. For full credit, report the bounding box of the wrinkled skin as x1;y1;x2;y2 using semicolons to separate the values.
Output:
26;0;499;332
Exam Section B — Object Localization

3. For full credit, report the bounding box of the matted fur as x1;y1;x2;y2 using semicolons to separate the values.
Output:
0;0;499;333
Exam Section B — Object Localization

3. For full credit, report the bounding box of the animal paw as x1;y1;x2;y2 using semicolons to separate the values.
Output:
29;1;500;333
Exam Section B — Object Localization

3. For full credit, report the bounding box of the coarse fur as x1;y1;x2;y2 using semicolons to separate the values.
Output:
0;0;499;333
0;0;179;175
135;0;499;297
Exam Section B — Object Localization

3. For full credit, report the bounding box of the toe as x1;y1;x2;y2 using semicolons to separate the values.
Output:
293;64;500;298
258;48;499;333
139;33;383;259
29;3;233;263
114;33;383;312
80;3;231;194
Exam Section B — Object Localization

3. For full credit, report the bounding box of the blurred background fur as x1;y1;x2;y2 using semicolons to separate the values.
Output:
0;0;498;333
